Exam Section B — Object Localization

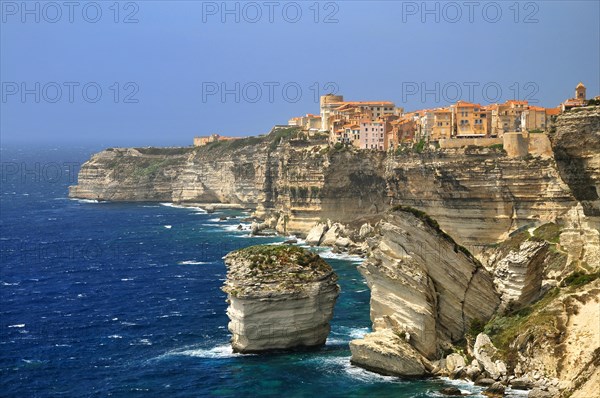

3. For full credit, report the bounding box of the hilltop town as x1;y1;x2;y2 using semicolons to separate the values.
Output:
195;82;598;156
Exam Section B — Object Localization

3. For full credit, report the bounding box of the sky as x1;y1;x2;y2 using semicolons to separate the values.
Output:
1;0;599;147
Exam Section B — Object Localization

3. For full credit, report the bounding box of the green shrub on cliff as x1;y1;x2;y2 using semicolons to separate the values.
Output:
483;288;561;370
561;271;600;288
268;127;301;151
236;245;330;275
532;223;561;243
413;139;426;153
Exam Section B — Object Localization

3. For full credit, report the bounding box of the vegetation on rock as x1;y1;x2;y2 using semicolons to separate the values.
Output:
223;245;335;298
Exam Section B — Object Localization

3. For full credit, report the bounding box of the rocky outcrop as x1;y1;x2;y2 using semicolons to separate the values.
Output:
484;279;600;397
222;245;339;353
559;204;600;271
349;208;500;376
349;329;429;377
492;240;548;311
473;334;507;381
305;223;327;245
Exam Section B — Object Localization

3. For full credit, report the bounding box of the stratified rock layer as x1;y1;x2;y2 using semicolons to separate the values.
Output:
349;208;500;376
222;245;339;353
69;126;581;248
492;240;548;311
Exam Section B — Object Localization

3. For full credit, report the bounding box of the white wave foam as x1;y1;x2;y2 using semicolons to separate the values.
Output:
131;339;152;346
438;377;484;397
325;338;347;346
177;260;209;265
161;344;246;359
314;356;398;383
347;327;370;339
223;223;250;232
8;324;25;328
72;198;107;204
1;281;20;286
159;203;207;213
108;334;123;339
164;225;172;229
317;250;365;263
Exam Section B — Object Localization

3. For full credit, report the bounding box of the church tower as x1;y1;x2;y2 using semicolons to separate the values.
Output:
575;82;586;101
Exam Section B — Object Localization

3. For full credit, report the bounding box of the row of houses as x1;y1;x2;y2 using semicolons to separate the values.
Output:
287;83;592;151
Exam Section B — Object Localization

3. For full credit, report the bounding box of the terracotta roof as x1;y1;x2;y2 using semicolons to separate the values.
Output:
339;101;394;106
454;100;480;108
563;98;586;106
546;108;561;115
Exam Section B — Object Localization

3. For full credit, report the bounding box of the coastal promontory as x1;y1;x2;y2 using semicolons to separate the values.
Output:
222;245;340;353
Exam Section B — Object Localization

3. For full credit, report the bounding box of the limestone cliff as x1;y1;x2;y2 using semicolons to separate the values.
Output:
550;106;600;217
70;131;578;249
222;245;339;353
349;208;500;376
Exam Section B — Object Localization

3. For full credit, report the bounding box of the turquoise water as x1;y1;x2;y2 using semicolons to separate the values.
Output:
0;147;486;397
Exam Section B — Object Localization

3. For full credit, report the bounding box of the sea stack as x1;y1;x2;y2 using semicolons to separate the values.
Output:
222;245;340;353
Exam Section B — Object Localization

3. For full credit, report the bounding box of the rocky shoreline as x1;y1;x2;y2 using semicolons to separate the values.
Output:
68;106;600;397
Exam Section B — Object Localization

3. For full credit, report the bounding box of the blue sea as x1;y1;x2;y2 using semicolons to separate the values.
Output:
0;147;486;397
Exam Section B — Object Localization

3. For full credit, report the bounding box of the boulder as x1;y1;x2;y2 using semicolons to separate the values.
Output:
445;353;467;373
528;387;560;398
305;223;327;246
482;382;505;397
475;377;496;387
510;376;534;390
335;237;351;248
359;223;375;239
321;224;342;246
349;329;428;377
439;386;463;396
474;334;502;380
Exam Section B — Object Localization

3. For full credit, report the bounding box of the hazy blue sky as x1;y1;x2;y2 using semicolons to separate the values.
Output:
1;0;599;146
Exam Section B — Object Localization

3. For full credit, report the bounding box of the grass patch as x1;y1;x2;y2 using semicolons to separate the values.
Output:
235;245;330;274
468;318;486;339
484;288;562;369
561;271;600;288
134;147;195;156
202;136;264;153
268;127;302;151
533;223;561;243
132;157;181;178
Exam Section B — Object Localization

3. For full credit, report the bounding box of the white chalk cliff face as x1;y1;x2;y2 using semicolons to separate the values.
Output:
222;245;339;353
350;209;500;375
